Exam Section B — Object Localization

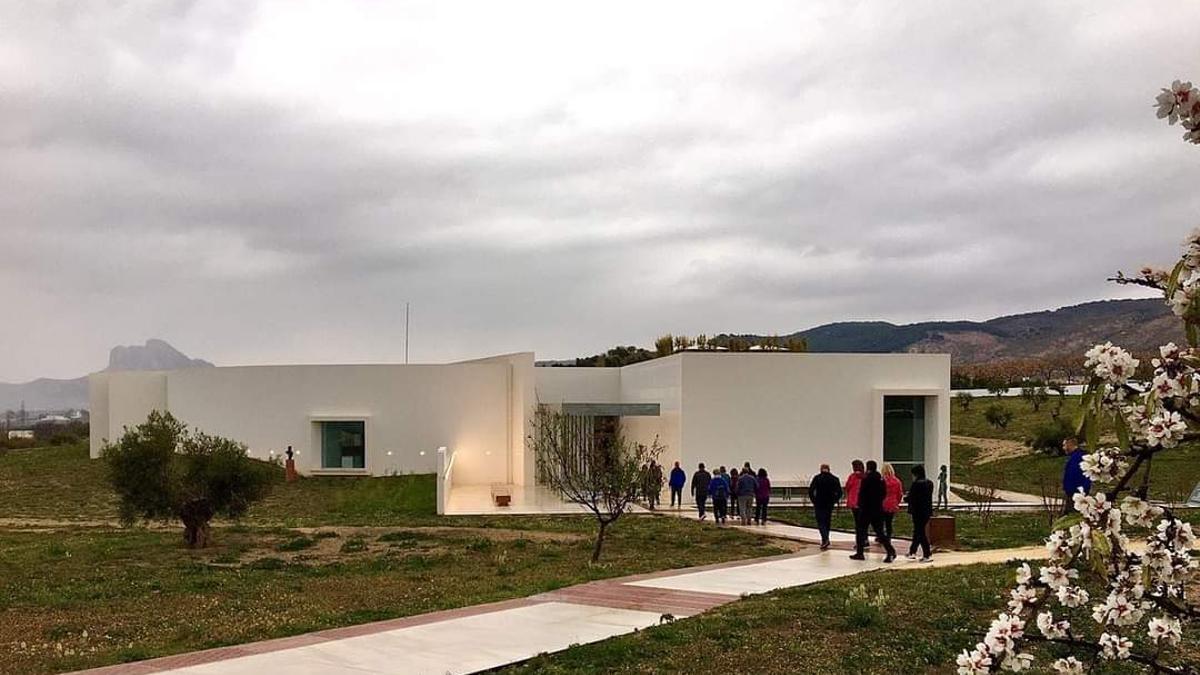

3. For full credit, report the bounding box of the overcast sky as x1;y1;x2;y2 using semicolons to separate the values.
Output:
2;1;1198;381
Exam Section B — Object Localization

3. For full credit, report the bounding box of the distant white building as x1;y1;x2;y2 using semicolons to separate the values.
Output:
8;429;34;440
89;352;949;511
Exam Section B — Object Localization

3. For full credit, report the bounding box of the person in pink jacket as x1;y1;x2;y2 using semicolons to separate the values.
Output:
880;462;904;541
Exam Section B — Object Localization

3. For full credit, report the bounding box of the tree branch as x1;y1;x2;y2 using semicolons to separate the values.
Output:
1020;634;1194;674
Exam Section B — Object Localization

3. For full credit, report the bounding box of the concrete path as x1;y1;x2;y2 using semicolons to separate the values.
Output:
660;507;906;548
74;542;1040;675
951;482;1046;505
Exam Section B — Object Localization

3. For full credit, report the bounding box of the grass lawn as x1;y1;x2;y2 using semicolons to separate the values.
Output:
951;394;1098;442
952;442;1200;503
500;562;1199;674
0;443;793;673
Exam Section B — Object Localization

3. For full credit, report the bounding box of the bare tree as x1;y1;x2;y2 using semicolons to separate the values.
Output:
530;406;664;563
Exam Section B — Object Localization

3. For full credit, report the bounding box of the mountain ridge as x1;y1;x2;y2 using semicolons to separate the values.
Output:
0;339;214;412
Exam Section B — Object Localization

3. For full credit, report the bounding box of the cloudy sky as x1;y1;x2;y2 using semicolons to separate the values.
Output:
2;1;1198;381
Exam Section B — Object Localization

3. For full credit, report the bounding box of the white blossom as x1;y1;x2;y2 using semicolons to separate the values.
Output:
1000;652;1034;672
1156;80;1198;124
1008;584;1038;612
1098;632;1132;660
1084;343;1139;384
1079;448;1128;483
1092;591;1143;627
1147;616;1182;646
1120;496;1163;528
1143;409;1188;447
1051;656;1085;674
1036;611;1070;639
1045;530;1072;561
956;644;993;675
1015;563;1032;585
1056;585;1090;609
983;613;1025;654
1038;565;1077;590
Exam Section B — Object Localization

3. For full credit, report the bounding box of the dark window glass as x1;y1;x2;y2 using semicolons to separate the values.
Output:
321;421;365;469
883;396;925;470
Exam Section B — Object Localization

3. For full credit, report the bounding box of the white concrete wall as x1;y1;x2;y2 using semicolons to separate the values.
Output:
678;353;950;485
165;364;512;483
89;371;169;458
88;372;110;458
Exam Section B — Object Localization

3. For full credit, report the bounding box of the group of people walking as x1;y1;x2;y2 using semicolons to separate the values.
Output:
815;459;935;563
650;456;945;563
686;462;773;525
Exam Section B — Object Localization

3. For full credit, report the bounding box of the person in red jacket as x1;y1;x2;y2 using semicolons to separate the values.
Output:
881;462;904;541
844;459;865;551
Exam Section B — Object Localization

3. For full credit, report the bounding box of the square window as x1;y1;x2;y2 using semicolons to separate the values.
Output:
320;420;365;469
883;396;925;474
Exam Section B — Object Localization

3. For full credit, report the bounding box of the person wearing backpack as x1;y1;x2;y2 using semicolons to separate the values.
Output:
709;466;730;524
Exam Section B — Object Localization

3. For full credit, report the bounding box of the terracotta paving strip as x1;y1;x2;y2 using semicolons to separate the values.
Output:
539;582;736;616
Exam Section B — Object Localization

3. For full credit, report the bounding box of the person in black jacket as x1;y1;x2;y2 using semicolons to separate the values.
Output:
906;465;935;561
691;463;712;520
852;460;896;563
807;464;843;550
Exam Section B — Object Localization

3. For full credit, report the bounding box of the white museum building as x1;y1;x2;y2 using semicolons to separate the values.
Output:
89;351;950;514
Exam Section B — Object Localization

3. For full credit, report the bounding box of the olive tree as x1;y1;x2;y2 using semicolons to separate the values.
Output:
103;411;276;548
530;405;663;563
956;80;1200;675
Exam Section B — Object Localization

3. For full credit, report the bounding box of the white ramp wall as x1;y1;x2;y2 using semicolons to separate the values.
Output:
617;356;682;469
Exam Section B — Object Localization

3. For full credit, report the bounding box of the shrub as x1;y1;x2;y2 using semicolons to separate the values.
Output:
340;537;368;553
955;391;974;411
277;536;316;552
1026;419;1075;455
983;404;1014;429
844;584;889;628
102;411;276;548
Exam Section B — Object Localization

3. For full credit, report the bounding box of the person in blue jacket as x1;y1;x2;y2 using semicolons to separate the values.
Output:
668;461;687;509
1061;436;1092;514
709;466;730;524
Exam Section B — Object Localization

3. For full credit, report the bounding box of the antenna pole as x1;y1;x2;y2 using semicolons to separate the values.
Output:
405;302;410;364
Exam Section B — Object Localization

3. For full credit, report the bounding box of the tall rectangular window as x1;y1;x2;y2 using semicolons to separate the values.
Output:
883;396;925;477
320;420;366;469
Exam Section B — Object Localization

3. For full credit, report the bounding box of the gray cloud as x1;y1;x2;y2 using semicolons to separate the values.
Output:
2;1;1198;381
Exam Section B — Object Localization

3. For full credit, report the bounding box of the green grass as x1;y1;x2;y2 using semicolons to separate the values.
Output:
0;442;794;673
500;561;1198;674
0;443;116;521
0;518;788;674
951;395;1087;441
953;442;1200;503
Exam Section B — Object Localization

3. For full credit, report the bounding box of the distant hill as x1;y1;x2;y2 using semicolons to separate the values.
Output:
719;298;1182;363
0;339;213;412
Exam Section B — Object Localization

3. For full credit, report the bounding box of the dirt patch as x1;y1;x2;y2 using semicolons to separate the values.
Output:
952;435;1030;464
195;526;592;568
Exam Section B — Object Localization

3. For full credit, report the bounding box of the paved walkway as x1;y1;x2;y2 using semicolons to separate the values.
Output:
74;542;1042;675
659;507;907;549
951;482;1046;505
